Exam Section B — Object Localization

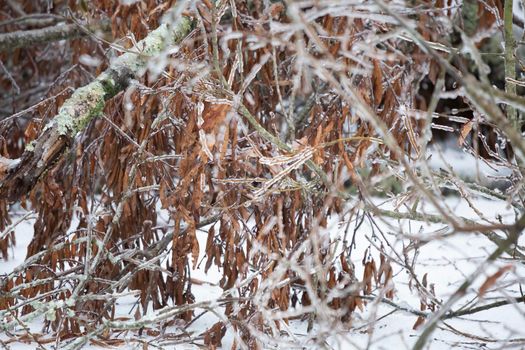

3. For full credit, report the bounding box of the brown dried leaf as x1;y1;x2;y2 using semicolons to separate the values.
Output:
372;59;383;105
202;103;231;133
412;316;425;330
362;260;377;295
458;120;473;147
191;228;200;270
478;264;514;298
203;321;226;349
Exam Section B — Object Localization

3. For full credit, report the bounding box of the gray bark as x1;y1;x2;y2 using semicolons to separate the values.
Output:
0;20;111;52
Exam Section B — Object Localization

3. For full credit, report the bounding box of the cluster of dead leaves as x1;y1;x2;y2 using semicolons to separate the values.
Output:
2;0;507;346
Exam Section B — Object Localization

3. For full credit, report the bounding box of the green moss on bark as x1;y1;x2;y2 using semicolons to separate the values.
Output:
54;81;106;136
45;14;194;138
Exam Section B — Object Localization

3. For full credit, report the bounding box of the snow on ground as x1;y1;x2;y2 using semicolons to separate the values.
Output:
321;197;525;350
426;142;513;190
1;158;524;349
1;219;34;279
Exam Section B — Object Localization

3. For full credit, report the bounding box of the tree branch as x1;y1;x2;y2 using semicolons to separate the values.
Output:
0;20;110;52
0;10;194;202
504;0;519;128
0;13;64;29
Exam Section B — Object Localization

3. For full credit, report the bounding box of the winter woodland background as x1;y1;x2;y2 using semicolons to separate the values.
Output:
1;0;525;349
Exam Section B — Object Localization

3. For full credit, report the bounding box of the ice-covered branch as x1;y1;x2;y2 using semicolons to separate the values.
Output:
0;9;194;202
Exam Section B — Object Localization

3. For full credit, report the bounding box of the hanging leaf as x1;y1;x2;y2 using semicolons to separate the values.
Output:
478;264;514;298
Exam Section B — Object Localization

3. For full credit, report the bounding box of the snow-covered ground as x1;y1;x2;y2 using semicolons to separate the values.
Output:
0;193;525;349
0;148;525;349
427;143;513;190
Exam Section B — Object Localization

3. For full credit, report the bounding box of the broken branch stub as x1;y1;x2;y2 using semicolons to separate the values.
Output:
0;14;194;202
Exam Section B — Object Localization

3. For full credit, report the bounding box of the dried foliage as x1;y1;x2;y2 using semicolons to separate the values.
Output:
1;0;524;349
